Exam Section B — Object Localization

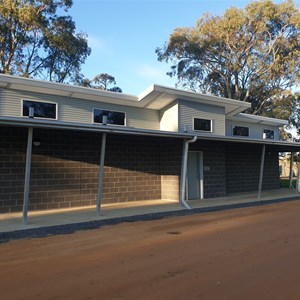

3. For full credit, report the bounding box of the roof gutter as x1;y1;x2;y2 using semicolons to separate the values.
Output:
0;117;194;139
195;132;300;148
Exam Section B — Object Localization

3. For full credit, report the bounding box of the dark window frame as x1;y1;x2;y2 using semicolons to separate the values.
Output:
263;129;275;139
22;99;57;120
93;108;126;126
193;118;212;132
232;125;249;137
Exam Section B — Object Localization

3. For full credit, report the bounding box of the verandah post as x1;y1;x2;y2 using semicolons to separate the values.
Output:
23;127;33;225
258;144;266;200
96;132;107;217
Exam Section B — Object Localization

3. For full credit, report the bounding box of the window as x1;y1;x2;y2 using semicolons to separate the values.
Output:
93;109;125;126
233;126;249;137
22;100;57;119
193;118;212;132
263;129;274;139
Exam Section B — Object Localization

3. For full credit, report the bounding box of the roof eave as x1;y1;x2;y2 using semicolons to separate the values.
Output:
0;116;194;139
0;74;139;105
228;113;289;126
0;75;252;114
1;116;299;149
139;84;251;114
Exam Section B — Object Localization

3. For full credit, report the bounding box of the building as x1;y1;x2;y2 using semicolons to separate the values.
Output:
0;74;299;223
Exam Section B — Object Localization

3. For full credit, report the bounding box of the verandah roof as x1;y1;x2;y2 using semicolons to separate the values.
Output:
0;116;299;151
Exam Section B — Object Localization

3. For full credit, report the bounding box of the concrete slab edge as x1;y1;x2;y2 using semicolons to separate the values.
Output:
1;196;300;244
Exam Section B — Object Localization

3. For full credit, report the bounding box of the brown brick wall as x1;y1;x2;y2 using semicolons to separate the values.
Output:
225;143;280;194
263;147;281;190
0;126;281;213
160;138;182;200
189;141;280;198
0;127;27;213
29;129;101;211
103;135;162;203
0;127;165;213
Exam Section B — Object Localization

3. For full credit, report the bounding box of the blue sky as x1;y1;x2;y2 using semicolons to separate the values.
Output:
69;0;299;95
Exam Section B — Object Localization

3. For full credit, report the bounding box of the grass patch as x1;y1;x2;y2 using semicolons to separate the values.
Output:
280;178;296;188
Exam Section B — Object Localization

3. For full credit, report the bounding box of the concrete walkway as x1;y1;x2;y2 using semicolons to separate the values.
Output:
1;188;300;236
189;188;300;209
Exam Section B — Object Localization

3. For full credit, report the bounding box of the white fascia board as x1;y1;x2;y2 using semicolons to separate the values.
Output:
195;131;300;148
139;84;251;114
0;74;140;106
228;113;288;126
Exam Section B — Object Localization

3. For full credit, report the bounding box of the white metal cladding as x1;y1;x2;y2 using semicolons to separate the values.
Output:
0;88;22;117
225;120;279;140
159;101;178;132
0;88;160;130
178;100;225;135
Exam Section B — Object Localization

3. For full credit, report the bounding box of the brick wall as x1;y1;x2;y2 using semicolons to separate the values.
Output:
0;126;281;213
160;138;182;200
103;134;162;203
189;141;280;198
190;141;227;198
29;129;101;211
0;127;165;213
0;127;27;213
226;143;280;194
261;147;281;190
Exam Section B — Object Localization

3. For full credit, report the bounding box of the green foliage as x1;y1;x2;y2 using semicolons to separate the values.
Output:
0;0;91;83
280;178;296;188
156;0;300;128
75;73;122;93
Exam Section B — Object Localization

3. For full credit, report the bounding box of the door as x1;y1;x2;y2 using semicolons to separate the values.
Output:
187;151;203;200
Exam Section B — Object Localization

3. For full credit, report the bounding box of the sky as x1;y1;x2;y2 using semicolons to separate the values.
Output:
69;0;300;96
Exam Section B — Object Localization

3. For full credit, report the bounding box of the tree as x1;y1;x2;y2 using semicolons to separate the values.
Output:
0;0;91;83
156;0;300;125
75;73;122;92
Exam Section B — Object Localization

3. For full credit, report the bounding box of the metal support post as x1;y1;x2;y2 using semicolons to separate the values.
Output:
96;133;107;217
296;161;300;193
23;127;33;225
289;152;294;189
257;144;266;200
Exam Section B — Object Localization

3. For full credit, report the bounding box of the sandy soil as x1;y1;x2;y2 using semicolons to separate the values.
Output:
1;201;300;300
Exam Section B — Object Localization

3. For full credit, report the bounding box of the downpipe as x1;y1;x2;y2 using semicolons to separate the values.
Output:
180;136;198;209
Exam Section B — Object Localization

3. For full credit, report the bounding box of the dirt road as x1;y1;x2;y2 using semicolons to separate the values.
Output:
1;201;300;299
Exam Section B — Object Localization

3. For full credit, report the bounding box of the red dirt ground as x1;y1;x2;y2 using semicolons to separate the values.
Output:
1;201;300;300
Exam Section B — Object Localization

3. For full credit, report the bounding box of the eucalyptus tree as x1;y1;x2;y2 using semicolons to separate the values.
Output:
0;0;91;83
156;0;300;126
75;73;122;92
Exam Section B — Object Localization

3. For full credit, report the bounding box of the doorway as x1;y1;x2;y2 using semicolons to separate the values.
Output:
187;151;204;200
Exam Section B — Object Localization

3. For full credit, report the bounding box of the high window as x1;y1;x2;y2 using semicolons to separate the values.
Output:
233;126;249;137
22;100;57;119
263;129;274;139
193;118;212;132
93;109;126;126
